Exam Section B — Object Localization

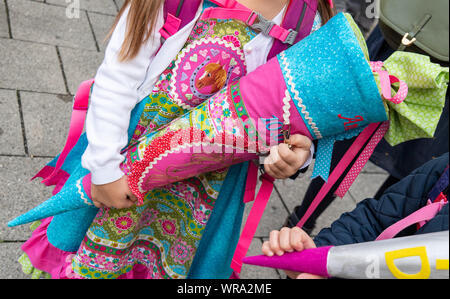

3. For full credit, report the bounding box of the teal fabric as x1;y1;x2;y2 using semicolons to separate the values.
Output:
278;13;387;180
313;125;366;180
203;0;219;9
47;206;98;252
8;153;91;227
187;162;248;279
278;13;386;139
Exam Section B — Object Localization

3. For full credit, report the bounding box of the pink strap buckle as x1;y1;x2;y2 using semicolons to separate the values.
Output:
72;103;88;111
159;13;182;41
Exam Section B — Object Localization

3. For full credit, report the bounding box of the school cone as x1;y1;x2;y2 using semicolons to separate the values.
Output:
242;231;449;279
7;174;95;227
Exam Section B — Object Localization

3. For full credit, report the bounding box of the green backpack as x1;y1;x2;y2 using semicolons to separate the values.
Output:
379;0;449;62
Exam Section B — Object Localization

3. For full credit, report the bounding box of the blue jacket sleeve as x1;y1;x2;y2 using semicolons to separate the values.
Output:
314;153;449;247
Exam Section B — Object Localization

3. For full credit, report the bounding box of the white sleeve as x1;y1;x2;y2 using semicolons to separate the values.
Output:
81;5;164;185
300;142;315;171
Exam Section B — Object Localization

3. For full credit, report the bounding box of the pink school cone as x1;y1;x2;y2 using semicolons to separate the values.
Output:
242;246;333;278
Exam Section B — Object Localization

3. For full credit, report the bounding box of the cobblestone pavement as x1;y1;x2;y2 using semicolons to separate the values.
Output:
0;0;388;279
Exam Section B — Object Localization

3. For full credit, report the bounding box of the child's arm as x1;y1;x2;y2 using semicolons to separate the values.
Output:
262;227;325;279
81;5;164;208
264;134;313;179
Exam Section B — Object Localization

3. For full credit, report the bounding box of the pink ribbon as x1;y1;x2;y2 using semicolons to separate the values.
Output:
370;61;408;105
376;200;448;241
335;121;390;197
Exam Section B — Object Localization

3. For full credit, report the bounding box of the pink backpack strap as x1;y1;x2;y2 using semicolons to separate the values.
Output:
376;201;448;241
243;161;259;204
230;172;275;277
40;80;94;184
160;0;202;41
267;0;319;59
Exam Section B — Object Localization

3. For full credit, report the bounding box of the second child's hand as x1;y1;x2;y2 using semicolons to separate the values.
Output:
91;176;138;209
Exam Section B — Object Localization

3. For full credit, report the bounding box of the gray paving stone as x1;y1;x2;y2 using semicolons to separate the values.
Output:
0;156;53;241
21;91;73;157
87;11;116;52
239;238;280;279
0;0;9;38
58;46;104;94
348;173;389;203
311;194;358;237
0;242;29;279
362;160;389;175
9;0;96;50
47;0;118;15
274;165;315;213
114;0;125;10
0;39;66;94
0;89;25;156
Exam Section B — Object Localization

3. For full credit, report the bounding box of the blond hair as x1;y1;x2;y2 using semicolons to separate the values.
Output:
108;0;164;62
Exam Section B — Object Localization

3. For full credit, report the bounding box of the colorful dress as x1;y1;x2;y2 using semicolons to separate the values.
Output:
16;0;331;279
19;3;259;279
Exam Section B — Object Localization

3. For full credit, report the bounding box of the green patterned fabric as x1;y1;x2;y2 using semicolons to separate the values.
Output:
18;253;51;279
18;221;52;279
382;51;449;146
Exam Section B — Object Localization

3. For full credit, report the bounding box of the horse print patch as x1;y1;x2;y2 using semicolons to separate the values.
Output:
169;37;246;110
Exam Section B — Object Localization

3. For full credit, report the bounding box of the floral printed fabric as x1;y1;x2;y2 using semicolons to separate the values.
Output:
71;17;256;279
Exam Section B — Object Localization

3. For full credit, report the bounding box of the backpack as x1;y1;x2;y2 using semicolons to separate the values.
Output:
379;0;449;62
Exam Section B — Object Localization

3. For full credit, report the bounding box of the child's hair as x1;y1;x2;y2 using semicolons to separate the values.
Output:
110;0;335;62
109;0;164;62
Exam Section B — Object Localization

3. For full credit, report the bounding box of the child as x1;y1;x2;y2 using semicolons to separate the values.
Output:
84;0;327;210
20;0;334;279
262;153;449;279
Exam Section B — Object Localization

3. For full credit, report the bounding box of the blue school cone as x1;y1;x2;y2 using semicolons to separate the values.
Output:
8;174;95;227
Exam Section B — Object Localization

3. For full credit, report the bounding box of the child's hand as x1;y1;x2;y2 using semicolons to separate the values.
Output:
262;227;325;279
264;134;312;179
91;176;138;209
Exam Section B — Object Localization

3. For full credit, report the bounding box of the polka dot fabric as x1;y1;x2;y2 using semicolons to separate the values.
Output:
382;51;449;146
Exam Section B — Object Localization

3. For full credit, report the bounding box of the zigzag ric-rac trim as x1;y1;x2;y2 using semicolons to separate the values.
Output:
138;141;257;194
279;52;322;139
77;178;93;206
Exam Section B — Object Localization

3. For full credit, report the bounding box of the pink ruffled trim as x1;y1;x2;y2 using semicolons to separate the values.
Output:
32;166;70;195
22;218;161;279
21;217;78;279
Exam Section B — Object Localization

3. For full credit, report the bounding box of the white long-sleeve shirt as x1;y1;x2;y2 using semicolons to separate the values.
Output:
82;2;315;185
